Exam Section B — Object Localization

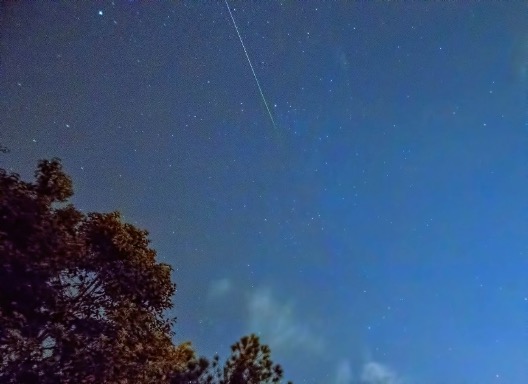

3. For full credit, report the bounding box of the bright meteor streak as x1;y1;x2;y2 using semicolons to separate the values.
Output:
224;0;278;134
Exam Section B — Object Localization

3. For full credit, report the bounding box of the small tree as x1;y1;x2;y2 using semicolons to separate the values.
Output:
170;335;291;384
221;334;291;384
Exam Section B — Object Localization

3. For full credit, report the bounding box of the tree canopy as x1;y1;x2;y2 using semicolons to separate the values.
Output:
0;158;291;384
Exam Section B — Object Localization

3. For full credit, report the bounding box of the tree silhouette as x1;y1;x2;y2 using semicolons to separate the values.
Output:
221;334;291;384
170;335;292;384
0;158;181;382
0;158;292;384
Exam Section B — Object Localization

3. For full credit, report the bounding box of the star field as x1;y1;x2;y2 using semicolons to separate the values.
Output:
2;2;528;383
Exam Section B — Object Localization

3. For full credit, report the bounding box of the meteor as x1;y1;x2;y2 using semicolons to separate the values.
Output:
224;0;279;134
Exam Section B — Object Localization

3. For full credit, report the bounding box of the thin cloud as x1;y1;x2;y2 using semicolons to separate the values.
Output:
206;281;323;353
335;360;353;384
360;361;404;384
207;277;232;299
247;287;324;353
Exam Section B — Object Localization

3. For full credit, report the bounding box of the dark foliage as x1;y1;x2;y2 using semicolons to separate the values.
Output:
0;159;291;384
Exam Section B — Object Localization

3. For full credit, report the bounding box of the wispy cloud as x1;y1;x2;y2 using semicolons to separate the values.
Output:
206;280;323;354
207;277;232;299
246;287;324;353
335;360;353;384
332;360;405;384
360;361;404;384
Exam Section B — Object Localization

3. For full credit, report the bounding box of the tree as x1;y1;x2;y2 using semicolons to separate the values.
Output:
220;334;291;384
170;335;292;384
0;158;180;383
0;158;292;384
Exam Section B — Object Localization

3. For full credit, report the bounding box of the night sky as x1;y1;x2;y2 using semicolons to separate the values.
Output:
2;2;528;383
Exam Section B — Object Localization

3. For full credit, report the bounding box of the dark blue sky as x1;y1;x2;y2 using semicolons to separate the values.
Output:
2;2;528;383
